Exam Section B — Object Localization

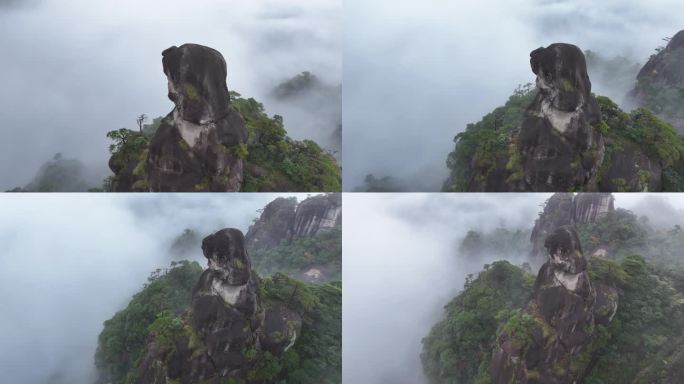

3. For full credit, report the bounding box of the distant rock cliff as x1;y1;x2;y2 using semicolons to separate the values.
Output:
136;228;302;383
445;41;683;192
491;226;618;384
246;193;341;251
632;30;684;133
530;193;614;265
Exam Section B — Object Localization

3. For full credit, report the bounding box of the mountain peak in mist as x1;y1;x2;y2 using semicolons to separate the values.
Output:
491;225;618;383
109;43;248;192
445;39;684;192
136;228;304;383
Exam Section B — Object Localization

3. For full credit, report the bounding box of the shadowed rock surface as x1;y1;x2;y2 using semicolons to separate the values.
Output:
246;193;341;250
109;43;247;192
530;193;614;265
516;44;605;191
491;226;617;384
631;30;684;133
136;228;302;383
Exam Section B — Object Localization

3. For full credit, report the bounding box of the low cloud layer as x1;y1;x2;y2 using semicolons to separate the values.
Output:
0;0;340;190
343;0;684;190
343;192;684;383
0;193;308;384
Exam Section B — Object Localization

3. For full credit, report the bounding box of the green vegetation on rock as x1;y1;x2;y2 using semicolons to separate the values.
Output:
230;92;341;191
250;228;341;280
95;260;203;384
421;261;535;383
443;84;536;191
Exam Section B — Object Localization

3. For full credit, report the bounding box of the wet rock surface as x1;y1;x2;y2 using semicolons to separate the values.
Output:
147;44;247;191
109;43;247;192
136;228;302;384
631;30;684;133
517;44;605;191
246;193;342;249
530;193;613;265
491;226;617;384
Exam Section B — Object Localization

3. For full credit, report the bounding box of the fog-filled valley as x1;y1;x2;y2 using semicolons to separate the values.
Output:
344;0;684;191
0;0;340;191
0;193;317;383
343;193;684;383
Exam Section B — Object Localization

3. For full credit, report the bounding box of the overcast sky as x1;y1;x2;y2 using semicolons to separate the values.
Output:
343;0;684;191
0;192;310;384
343;192;684;383
0;0;340;190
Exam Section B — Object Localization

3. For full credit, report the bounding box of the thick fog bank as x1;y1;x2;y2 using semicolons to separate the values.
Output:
0;0;340;190
343;0;684;191
0;193;306;384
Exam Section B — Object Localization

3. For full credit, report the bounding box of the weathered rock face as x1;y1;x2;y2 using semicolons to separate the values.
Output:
573;193;614;224
632;30;684;133
245;197;297;251
517;44;605;191
292;193;342;238
491;226;617;384
637;30;684;87
530;193;614;265
136;228;302;384
245;193;341;249
146;44;247;191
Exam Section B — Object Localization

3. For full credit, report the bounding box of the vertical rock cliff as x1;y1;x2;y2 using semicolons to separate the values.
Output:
136;228;301;383
631;30;684;133
245;193;342;250
530;193;614;265
109;44;247;192
491;226;617;384
516;44;605;191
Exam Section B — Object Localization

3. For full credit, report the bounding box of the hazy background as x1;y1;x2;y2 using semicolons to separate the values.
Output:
342;193;684;383
343;0;684;191
0;193;310;384
0;0;340;190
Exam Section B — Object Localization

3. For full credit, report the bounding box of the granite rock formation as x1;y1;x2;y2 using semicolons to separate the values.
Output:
516;44;605;191
136;228;302;383
530;193;613;265
631;30;684;132
110;43;247;192
245;193;341;250
491;226;618;384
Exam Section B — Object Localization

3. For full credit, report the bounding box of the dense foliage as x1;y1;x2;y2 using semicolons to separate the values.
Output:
250;228;342;281
585;255;684;383
442;81;684;192
105;92;341;192
95;260;203;384
95;264;341;383
421;261;535;383
421;253;684;384
259;273;342;384
230;92;341;192
443;84;536;191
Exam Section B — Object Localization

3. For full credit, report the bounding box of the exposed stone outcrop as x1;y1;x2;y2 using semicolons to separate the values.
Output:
245;197;298;251
245;193;341;250
110;43;247;192
515;44;605;191
292;193;342;238
136;228;301;384
530;193;614;265
631;30;684;133
491;226;617;384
